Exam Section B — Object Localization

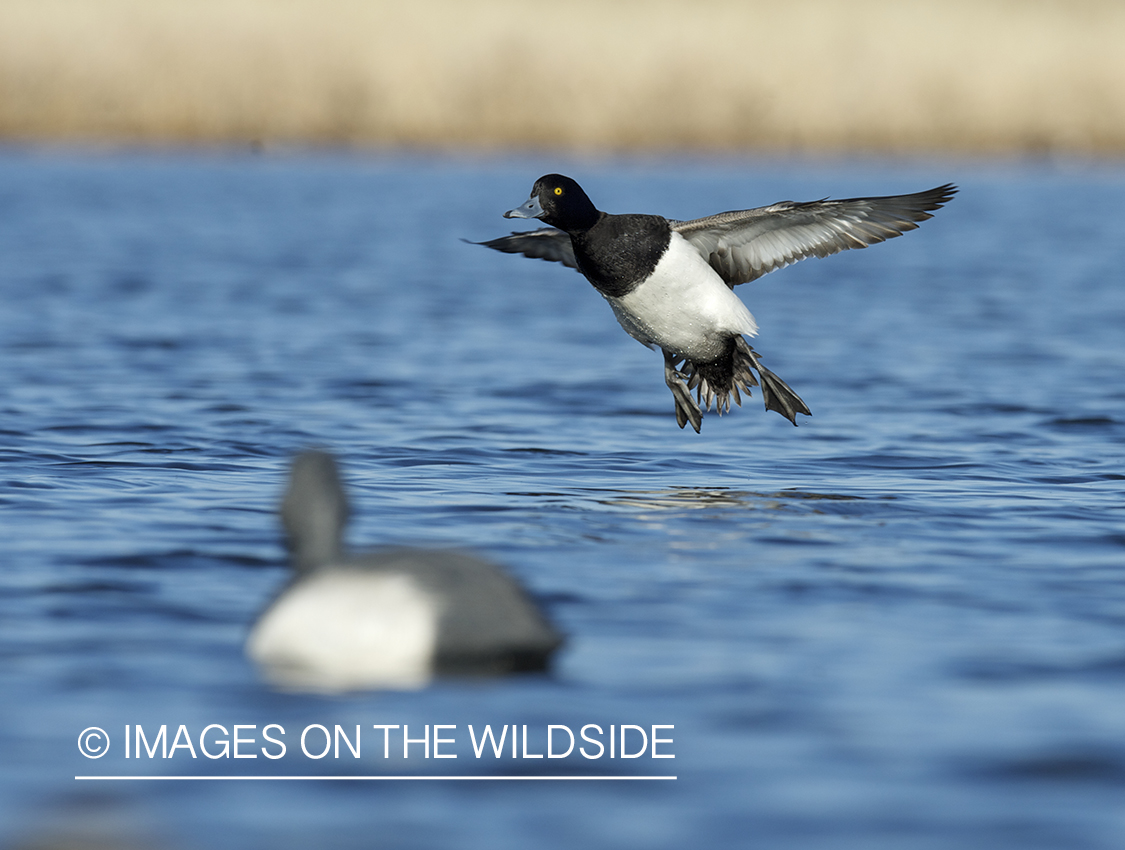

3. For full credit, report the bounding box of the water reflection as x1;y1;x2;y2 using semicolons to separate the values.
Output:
589;486;862;513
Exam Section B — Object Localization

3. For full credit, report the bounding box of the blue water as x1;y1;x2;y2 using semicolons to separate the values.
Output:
1;150;1124;849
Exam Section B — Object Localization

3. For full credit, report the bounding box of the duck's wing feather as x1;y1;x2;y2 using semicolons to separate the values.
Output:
469;228;578;270
671;184;957;287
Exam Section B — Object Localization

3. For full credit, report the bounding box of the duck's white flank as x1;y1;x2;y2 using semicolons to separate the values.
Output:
605;233;759;363
246;570;440;692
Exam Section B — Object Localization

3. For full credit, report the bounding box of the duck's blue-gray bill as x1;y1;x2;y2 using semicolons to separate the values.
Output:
503;196;544;219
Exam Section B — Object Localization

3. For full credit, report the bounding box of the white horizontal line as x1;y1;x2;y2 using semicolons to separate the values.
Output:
76;775;676;781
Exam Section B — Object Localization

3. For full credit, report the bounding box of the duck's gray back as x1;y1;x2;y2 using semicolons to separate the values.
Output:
347;548;562;674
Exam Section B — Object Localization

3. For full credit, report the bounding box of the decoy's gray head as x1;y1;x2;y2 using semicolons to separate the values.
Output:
503;174;600;232
281;451;350;573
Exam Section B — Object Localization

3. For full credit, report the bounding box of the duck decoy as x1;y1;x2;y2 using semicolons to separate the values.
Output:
247;451;562;691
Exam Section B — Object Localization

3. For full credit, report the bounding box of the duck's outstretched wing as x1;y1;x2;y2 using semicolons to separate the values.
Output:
671;184;957;287
469;228;578;270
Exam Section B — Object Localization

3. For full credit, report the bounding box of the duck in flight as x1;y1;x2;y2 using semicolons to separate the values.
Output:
477;175;956;432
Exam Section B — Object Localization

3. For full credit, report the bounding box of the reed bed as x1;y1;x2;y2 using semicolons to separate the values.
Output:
1;0;1122;154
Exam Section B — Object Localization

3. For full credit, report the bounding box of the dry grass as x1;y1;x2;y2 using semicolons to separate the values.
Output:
1;0;1123;154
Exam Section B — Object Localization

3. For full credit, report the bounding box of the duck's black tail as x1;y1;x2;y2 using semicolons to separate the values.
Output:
684;337;810;427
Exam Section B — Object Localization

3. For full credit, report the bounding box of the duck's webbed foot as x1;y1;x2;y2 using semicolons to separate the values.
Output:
734;337;811;426
663;351;703;433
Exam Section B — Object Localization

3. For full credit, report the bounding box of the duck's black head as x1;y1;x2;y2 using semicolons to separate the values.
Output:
504;174;600;233
281;450;350;574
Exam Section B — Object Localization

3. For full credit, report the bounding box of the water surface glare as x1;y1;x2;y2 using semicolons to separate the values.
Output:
1;151;1124;849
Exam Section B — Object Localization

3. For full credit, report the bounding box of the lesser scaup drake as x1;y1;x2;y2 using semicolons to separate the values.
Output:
246;451;562;692
479;175;956;432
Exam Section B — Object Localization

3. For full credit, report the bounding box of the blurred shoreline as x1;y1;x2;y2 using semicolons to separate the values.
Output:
1;0;1122;157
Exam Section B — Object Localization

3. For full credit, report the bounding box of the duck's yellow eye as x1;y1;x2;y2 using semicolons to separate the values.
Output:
554;187;563;196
